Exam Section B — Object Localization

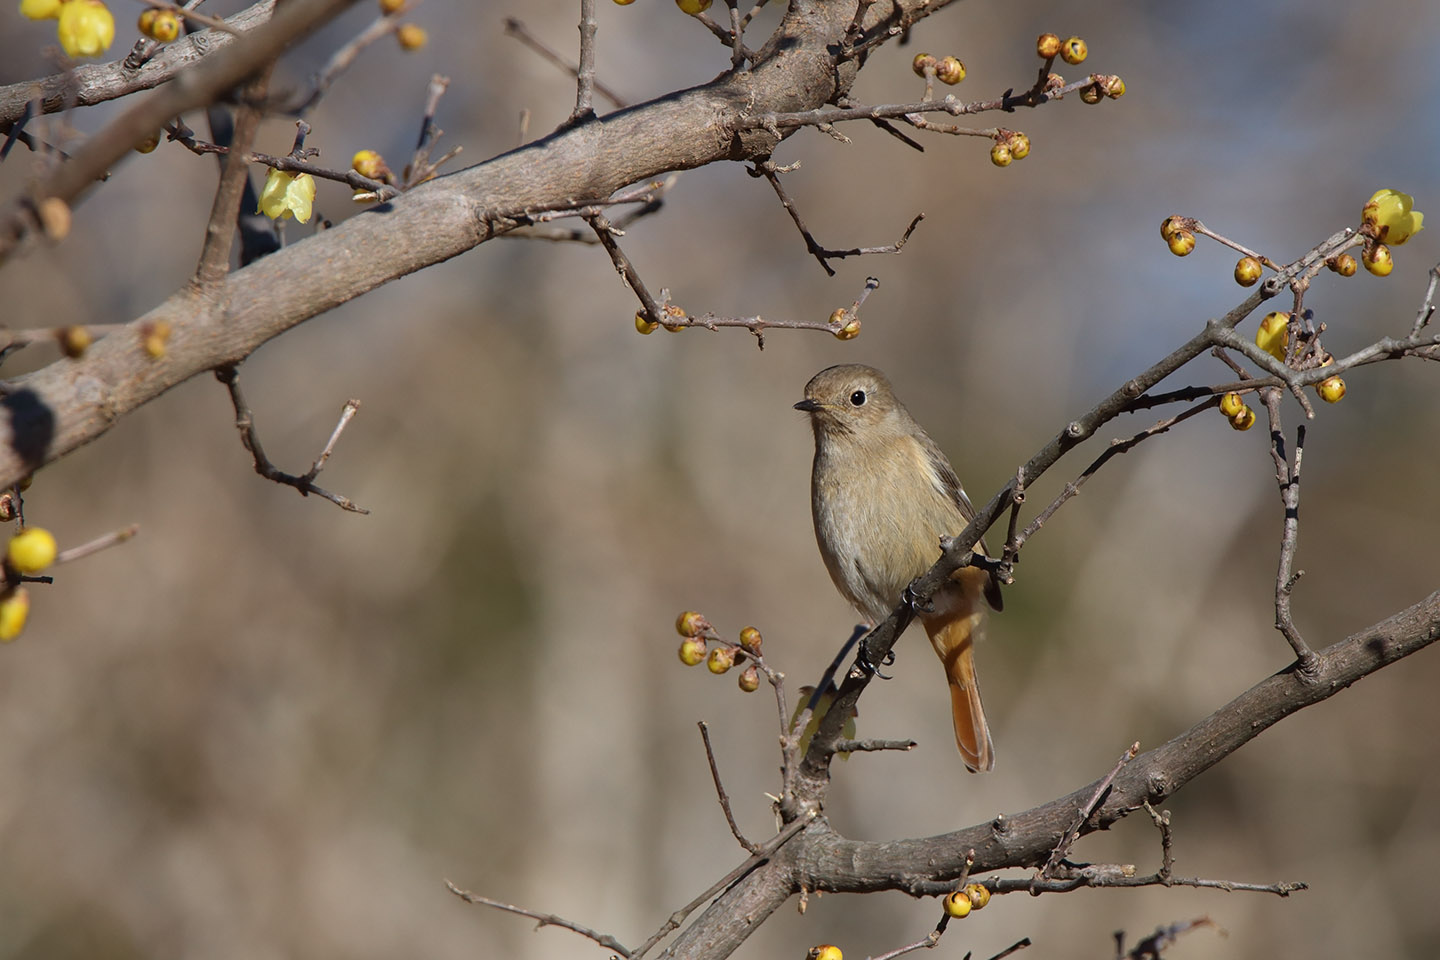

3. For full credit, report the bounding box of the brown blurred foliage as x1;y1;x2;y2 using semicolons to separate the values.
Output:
1;1;1438;958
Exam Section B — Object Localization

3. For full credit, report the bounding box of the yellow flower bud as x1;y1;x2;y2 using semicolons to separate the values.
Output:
1079;83;1102;105
1234;256;1263;287
661;305;687;332
808;946;843;960
1317;375;1346;403
257;169;315;223
146;9;179;42
935;56;965;85
990;142;1013;167
20;0;62;19
396;22;427;50
1160;216;1184;242
7;527;57;574
635;312;659;335
707;646;735;675
942;891;972;918
1330;253;1357;277
964;883;991;909
0;588;30;642
1255;311;1289;362
351;149;387;180
1060;36;1087;65
911;53;937;77
1362;189;1424;245
738;626;762;652
134;130;161;154
1363;243;1393;277
676;0;712;13
1008;132;1030;159
1036;33;1061;59
678;638;707;666
1230;405;1256;431
833;319;861;340
676;610;706;637
1104;75;1126;98
1167;229;1196;256
738;665;760;692
379;0;405;11
57;325;92;359
1218;391;1245;419
57;0;115;57
137;7;158;34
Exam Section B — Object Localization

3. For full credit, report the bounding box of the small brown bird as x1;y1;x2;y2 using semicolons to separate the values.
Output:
795;364;1002;772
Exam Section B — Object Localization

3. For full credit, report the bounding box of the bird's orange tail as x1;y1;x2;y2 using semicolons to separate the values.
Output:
924;608;994;773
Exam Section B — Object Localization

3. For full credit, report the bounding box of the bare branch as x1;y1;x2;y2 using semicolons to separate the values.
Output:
699;721;758;854
215;365;369;514
503;17;628;110
445;880;633;957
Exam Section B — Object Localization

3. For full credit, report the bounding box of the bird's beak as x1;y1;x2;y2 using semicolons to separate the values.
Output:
794;398;823;412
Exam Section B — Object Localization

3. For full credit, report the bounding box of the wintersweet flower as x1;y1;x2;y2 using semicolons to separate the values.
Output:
1363;189;1424;245
257;169;315;223
57;0;115;57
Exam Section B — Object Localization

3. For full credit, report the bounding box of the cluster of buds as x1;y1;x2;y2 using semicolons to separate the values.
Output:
1078;73;1125;104
990;130;1031;168
1360;189;1424;277
942;882;993;919
1036;33;1086;65
1159;215;1196;257
829;306;861;341
136;6;179;42
636;304;689;334
21;0;114;58
675;611;764;693
911;53;966;86
0;526;59;643
1218;391;1255;431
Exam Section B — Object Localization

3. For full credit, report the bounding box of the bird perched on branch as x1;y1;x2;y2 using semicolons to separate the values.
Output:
796;364;1002;772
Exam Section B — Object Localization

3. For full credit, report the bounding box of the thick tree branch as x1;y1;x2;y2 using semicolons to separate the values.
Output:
0;0;952;487
661;589;1440;959
0;1;279;127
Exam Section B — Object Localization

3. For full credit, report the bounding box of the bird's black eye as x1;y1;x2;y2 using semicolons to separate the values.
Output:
849;390;867;406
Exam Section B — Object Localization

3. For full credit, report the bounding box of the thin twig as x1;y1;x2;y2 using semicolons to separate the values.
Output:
502;17;628;109
194;67;273;287
1142;802;1174;881
55;524;139;565
1039;742;1139;880
699;721;758;854
405;74;452;187
629;814;815;960
214;365;369;514
1119;917;1217;960
284;0;419;114
571;0;598;122
1259;391;1317;669
752;160;922;275
833;738;916;753
1015;401;1215;552
445;880;633;957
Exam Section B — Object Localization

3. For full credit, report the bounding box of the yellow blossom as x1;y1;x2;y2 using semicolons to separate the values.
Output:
257;169;315;223
20;0;62;19
1363;189;1424;245
0;588;29;642
57;0;115;57
1255;311;1289;362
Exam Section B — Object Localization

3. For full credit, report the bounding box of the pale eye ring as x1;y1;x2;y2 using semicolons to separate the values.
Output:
849;390;867;406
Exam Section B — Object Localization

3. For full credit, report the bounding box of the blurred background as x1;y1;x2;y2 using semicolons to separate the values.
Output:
2;0;1439;957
